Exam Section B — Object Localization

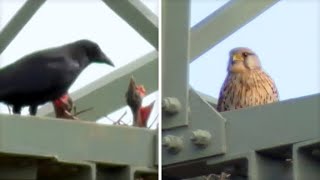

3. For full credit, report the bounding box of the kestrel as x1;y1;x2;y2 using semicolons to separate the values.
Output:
217;47;279;112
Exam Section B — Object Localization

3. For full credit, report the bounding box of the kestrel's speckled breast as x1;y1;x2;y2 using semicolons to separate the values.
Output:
217;69;279;112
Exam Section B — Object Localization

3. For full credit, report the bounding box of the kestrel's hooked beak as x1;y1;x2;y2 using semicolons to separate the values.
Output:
232;53;244;64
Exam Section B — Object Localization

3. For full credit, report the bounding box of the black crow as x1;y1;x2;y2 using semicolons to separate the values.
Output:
0;39;114;115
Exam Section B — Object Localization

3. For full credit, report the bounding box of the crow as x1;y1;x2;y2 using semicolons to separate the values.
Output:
0;39;114;115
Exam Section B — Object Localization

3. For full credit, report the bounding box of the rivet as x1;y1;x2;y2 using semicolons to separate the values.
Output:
190;129;212;147
162;97;181;115
162;135;183;154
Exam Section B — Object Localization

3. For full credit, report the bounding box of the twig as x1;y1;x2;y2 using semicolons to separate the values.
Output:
74;107;94;116
148;113;158;129
115;110;128;125
64;110;80;120
105;111;128;125
105;116;117;124
7;105;11;114
201;173;230;180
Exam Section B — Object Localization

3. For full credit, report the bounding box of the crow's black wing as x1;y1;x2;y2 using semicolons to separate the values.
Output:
0;55;81;101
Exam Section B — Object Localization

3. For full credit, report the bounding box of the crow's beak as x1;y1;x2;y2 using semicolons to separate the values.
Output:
104;55;115;67
99;52;115;67
105;58;114;67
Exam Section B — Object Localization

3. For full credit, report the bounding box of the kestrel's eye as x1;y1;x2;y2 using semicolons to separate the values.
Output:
243;52;254;57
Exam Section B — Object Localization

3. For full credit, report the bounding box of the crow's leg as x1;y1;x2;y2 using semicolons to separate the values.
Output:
29;105;38;115
12;105;22;114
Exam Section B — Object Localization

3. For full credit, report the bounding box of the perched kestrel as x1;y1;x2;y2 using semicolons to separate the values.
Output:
217;47;279;112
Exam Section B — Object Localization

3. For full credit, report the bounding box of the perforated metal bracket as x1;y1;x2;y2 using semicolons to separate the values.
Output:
293;139;320;180
163;94;320;179
162;88;226;166
97;164;157;180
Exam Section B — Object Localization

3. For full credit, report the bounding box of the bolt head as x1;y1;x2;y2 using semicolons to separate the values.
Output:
162;135;183;154
190;129;212;147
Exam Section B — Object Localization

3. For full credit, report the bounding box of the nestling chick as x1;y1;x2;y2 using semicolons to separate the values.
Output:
53;94;79;120
126;77;154;127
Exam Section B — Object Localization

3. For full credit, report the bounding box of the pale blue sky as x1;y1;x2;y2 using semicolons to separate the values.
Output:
190;0;320;101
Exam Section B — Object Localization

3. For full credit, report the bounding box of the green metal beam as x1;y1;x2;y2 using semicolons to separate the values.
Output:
162;89;226;165
101;0;158;49
163;152;252;179
162;0;190;129
166;139;320;179
195;90;218;108
0;152;158;180
38;51;158;121
0;154;97;180
189;0;279;61
97;165;157;180
0;156;37;180
0;114;157;167
163;94;320;171
222;94;320;155
0;0;46;55
293;139;320;180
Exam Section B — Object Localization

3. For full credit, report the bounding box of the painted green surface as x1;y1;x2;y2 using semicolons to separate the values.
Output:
101;0;158;49
0;156;95;180
0;114;156;167
0;153;157;180
164;89;320;167
293;139;320;180
163;94;320;179
162;0;190;129
222;94;320;155
0;115;158;179
162;89;226;165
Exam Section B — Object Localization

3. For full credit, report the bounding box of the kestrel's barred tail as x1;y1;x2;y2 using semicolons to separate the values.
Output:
217;69;279;112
